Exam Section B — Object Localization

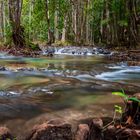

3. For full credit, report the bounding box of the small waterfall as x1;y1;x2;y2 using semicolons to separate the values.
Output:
0;52;14;59
42;46;111;56
55;47;65;54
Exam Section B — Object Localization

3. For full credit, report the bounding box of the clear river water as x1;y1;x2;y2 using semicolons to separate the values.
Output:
0;52;140;137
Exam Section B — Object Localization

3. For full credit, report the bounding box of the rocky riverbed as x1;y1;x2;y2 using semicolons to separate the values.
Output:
1;45;140;67
42;46;112;56
0;100;139;140
109;50;140;66
0;48;139;139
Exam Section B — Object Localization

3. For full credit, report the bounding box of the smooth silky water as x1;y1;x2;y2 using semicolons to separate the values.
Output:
0;53;140;137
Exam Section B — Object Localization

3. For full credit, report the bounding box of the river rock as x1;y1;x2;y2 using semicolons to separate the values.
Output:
127;61;140;66
0;127;13;140
0;66;7;71
75;124;89;140
26;121;73;140
104;127;140;140
133;93;140;100
115;128;140;140
87;118;103;140
17;67;35;72
104;125;116;140
42;46;111;56
44;47;55;56
110;50;140;62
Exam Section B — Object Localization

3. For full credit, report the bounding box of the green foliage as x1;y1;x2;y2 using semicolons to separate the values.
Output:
101;19;110;26
112;91;128;98
112;91;140;103
114;105;122;114
0;0;140;46
26;41;40;51
112;90;140;123
118;20;128;27
128;97;140;103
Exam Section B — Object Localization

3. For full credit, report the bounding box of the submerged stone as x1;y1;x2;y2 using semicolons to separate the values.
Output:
0;66;7;71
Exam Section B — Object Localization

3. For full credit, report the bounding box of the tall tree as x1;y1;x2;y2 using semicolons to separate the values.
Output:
45;0;53;45
0;0;139;48
9;0;26;47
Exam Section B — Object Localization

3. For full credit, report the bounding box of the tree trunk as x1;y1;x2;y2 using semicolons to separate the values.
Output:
0;1;6;43
9;0;26;48
45;0;53;45
99;1;104;44
54;10;59;41
106;0;111;45
61;14;67;42
85;0;90;45
126;0;138;48
0;1;3;40
29;0;34;40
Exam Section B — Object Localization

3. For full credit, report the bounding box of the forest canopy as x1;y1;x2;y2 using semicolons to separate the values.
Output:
0;0;140;48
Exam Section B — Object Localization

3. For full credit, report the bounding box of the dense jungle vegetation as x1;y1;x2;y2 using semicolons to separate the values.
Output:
0;0;140;48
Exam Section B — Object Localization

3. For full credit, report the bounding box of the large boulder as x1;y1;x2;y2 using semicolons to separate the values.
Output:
44;47;55;57
26;120;73;140
87;118;103;140
104;126;140;140
75;124;89;140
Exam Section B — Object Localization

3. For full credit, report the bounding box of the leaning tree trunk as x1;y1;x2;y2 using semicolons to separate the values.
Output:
9;0;26;48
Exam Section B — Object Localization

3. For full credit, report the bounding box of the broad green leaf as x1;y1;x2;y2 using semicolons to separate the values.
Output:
128;97;140;103
112;92;128;98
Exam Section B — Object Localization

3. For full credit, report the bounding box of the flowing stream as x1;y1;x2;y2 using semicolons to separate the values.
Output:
0;52;140;137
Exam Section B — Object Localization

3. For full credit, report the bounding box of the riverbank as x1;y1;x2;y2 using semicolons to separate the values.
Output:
1;45;140;69
0;45;41;57
0;45;140;61
1;117;139;140
109;49;140;66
